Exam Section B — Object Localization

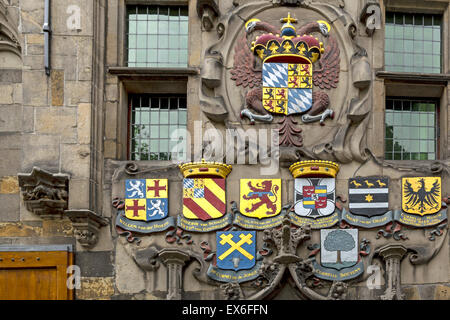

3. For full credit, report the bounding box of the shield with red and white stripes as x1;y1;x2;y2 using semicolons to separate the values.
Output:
182;178;226;221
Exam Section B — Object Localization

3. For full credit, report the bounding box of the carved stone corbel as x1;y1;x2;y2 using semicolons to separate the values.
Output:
65;209;109;249
196;0;220;32
0;0;21;57
376;244;407;300
158;248;191;300
134;246;161;271
18;167;69;219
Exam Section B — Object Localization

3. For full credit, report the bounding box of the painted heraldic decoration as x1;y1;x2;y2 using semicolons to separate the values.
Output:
348;177;389;217
312;229;364;281
402;177;441;215
178;160;234;232
393;177;447;228
116;179;176;237
125;179;168;221
340;176;394;229
207;231;262;283
234;179;285;230
289;160;340;229
231;13;340;146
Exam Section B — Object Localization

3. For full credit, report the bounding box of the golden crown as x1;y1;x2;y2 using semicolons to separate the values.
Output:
249;14;327;64
289;160;339;178
179;159;232;179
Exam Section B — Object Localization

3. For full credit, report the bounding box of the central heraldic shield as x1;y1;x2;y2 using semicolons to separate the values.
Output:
240;179;281;219
182;178;226;221
262;62;313;115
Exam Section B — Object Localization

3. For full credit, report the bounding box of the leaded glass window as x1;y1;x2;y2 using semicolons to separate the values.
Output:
385;12;442;73
130;94;187;161
385;98;438;160
126;5;188;67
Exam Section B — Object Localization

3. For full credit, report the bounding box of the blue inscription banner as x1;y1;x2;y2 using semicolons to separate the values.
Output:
312;260;364;281
206;260;263;283
115;212;176;234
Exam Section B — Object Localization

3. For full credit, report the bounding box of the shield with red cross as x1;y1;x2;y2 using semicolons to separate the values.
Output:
125;179;168;222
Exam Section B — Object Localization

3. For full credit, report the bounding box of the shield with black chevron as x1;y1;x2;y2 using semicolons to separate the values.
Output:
182;178;226;221
348;177;389;217
262;62;312;115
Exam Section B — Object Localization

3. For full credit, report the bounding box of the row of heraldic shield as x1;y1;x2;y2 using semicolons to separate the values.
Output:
122;176;442;275
124;176;443;222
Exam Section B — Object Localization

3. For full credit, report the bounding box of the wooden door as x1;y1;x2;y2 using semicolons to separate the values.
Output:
0;249;74;300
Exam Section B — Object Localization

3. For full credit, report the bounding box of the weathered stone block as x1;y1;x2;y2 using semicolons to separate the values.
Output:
42;218;73;237
21;134;60;172
0;105;22;132
52;35;78;57
0;84;14;104
67;179;90;209
0;221;43;236
65;81;92;105
51;55;77;81
51;70;65;106
0;194;20;221
0;176;19;194
26;44;44;56
402;286;420;300
35;107;77;143
104;139;117;159
22;106;34;133
77;103;91;144
77;37;93;81
76;251;114;277
0;149;21;177
77;277;114;300
115;241;146;294
27;34;44;45
104;102;117;140
23;55;45;71
60;144;90;179
22;71;48;106
435;285;450;300
20;6;44;33
105;84;118;102
0;69;22;83
12;84;22;105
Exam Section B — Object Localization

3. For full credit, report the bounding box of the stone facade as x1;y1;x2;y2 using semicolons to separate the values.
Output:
0;0;448;300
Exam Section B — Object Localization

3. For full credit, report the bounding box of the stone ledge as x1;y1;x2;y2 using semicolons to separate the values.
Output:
376;71;450;84
107;66;199;78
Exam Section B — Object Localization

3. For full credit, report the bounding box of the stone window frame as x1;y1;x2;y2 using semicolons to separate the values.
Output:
384;12;443;74
384;97;440;161
125;4;189;68
377;0;450;162
128;92;188;161
109;0;197;161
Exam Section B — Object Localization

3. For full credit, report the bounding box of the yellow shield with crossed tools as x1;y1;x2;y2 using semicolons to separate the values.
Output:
402;177;442;216
240;179;281;219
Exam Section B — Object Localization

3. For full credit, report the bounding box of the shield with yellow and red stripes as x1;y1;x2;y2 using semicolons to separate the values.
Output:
182;178;226;221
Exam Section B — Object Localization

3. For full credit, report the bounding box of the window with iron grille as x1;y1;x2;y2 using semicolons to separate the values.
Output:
385;98;438;161
385;12;442;74
129;94;187;161
126;5;188;67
